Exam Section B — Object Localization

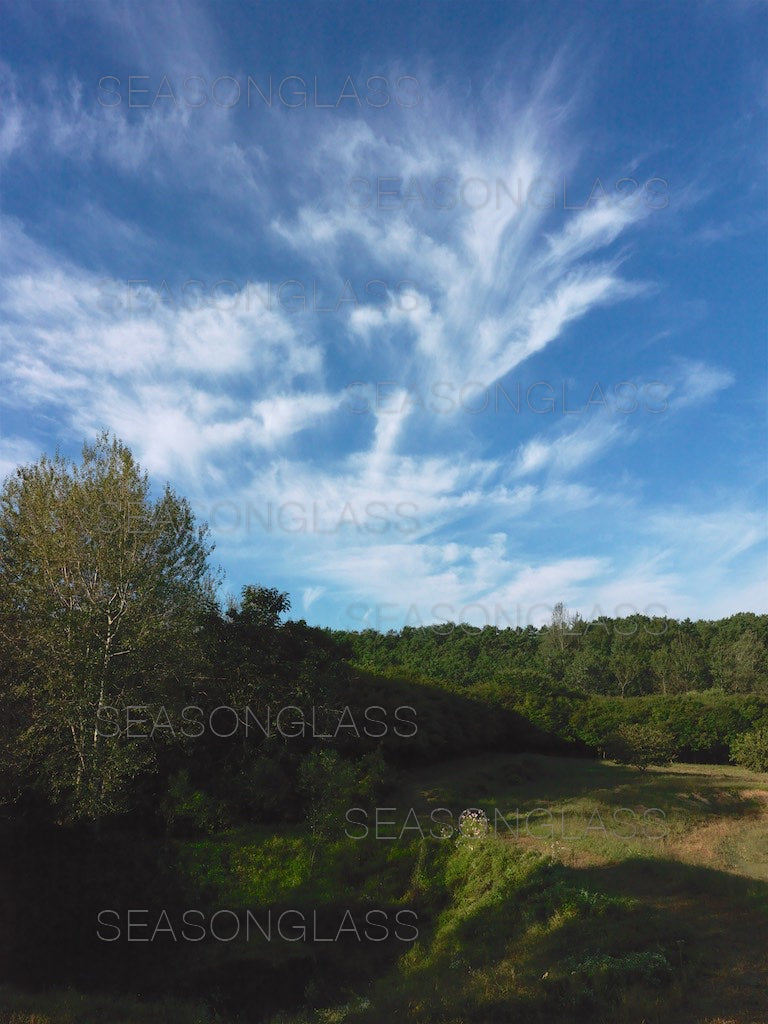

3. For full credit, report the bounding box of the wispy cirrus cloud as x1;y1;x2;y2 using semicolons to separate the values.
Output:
1;4;764;627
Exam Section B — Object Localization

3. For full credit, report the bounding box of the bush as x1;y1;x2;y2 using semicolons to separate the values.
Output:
730;727;768;772
603;723;676;772
161;769;227;834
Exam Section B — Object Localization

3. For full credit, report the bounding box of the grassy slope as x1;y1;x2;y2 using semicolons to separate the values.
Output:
2;755;767;1024
276;754;768;1024
370;754;768;1024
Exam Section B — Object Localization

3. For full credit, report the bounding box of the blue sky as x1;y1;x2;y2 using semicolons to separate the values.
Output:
1;0;766;629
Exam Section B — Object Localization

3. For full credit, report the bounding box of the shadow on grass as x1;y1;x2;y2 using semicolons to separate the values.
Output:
0;818;438;1023
344;850;768;1024
398;752;768;830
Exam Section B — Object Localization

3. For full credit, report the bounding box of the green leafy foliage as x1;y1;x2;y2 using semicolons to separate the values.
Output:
603;723;677;771
0;434;216;820
730;726;768;772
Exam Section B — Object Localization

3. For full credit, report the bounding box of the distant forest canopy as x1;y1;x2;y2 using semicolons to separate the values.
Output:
331;606;768;697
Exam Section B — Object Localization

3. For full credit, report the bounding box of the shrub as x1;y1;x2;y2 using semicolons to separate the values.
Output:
161;769;227;834
730;726;768;772
603;723;676;771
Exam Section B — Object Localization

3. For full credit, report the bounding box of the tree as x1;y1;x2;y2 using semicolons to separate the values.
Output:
567;645;612;695
215;584;340;711
609;645;642;698
730;727;768;773
604;722;676;772
298;748;388;869
711;631;768;693
665;625;708;692
650;646;674;696
539;602;583;680
0;434;216;819
238;584;291;628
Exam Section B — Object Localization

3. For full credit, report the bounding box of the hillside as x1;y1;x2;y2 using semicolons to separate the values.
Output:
2;754;767;1024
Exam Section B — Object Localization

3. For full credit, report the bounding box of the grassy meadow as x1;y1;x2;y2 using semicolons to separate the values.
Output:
2;754;766;1024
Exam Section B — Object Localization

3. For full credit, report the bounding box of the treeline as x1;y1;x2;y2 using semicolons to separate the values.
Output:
332;606;768;697
327;617;768;766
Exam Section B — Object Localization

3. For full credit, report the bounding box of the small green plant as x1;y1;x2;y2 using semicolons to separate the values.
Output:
564;948;671;984
557;948;672;1009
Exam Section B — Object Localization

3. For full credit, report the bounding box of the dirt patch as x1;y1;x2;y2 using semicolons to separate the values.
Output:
670;788;768;877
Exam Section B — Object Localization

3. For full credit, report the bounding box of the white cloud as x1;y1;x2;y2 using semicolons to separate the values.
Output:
670;359;735;409
514;418;624;477
0;244;336;477
2;41;760;627
0;435;43;482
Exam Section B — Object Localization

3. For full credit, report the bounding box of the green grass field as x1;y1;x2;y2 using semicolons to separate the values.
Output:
2;754;767;1024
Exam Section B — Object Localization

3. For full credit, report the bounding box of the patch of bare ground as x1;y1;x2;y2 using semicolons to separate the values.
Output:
673;788;768;878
